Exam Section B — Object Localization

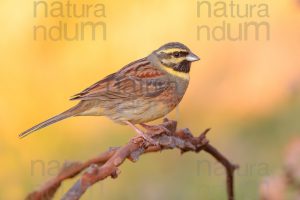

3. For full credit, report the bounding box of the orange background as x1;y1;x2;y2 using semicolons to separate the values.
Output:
0;0;300;199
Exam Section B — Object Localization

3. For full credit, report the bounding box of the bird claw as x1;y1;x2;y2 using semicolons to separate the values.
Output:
125;121;159;146
132;134;159;146
140;123;171;135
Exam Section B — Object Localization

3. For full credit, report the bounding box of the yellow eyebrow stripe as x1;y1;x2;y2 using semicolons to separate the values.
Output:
157;48;188;54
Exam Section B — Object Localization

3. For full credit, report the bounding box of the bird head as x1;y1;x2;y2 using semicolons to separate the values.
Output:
151;42;200;73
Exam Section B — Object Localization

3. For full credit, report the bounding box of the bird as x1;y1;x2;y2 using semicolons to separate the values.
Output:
19;42;200;144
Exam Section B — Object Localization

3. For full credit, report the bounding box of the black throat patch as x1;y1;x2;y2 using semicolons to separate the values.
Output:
173;61;191;73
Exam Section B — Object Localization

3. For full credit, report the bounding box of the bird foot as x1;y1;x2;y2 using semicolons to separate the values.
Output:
125;121;159;146
132;132;159;146
140;123;171;135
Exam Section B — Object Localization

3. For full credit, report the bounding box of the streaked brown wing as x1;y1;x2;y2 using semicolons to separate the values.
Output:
70;58;169;101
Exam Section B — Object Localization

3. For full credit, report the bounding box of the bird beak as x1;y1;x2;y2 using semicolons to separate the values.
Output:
186;52;200;62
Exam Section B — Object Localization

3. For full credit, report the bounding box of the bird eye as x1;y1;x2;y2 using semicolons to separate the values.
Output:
173;52;180;58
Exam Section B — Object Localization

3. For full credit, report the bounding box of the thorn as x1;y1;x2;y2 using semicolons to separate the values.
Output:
198;128;211;139
111;168;121;179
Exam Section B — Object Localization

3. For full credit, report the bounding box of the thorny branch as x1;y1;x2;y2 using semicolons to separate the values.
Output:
25;119;238;200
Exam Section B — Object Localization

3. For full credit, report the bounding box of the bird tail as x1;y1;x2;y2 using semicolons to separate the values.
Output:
19;102;88;138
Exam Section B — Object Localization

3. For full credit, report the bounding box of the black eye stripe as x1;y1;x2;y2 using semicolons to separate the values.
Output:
159;52;172;59
180;51;189;56
170;51;188;57
157;50;189;61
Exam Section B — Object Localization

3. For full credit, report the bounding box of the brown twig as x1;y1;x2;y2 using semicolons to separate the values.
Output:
25;119;237;200
204;144;239;200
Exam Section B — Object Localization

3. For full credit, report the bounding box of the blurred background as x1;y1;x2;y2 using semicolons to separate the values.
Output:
0;0;300;199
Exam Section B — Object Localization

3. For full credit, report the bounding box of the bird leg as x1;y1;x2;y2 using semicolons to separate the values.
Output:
125;121;159;146
140;123;171;135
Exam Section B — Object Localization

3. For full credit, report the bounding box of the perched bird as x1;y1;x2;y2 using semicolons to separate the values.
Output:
19;42;200;144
